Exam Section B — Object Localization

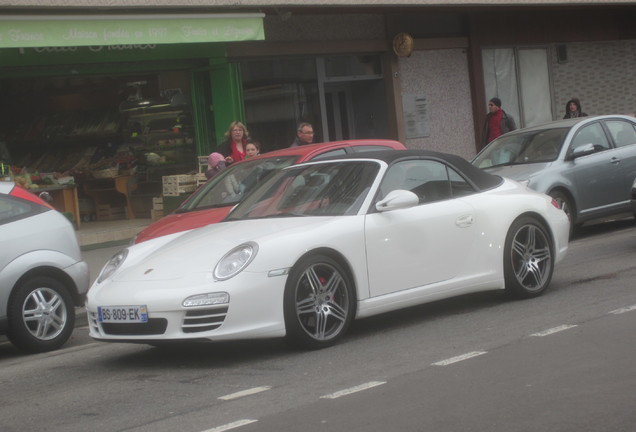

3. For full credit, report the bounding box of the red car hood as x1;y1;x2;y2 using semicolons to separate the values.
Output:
134;207;232;244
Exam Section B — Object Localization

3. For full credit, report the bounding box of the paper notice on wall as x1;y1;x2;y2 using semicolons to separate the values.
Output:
402;94;429;138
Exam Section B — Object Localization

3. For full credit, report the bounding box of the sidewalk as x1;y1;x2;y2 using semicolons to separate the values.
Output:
78;218;152;249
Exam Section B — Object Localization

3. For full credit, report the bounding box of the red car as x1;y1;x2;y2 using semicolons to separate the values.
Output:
134;139;406;243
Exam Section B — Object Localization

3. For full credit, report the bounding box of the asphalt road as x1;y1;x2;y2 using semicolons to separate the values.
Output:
1;218;635;432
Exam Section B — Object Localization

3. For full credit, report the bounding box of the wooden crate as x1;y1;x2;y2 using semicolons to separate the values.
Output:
150;208;164;221
195;173;207;187
162;174;197;196
152;197;164;211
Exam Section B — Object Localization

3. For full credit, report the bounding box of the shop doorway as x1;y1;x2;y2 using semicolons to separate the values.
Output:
324;84;354;141
240;55;388;151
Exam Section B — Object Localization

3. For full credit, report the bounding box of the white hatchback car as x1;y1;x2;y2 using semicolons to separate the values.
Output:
0;182;89;353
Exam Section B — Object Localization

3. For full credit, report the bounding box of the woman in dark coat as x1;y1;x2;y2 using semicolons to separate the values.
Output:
563;98;588;119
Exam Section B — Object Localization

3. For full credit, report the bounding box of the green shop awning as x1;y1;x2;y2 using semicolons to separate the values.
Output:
0;13;264;48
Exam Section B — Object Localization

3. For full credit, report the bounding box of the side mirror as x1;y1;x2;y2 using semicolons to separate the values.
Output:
38;191;52;203
570;143;596;159
375;189;419;212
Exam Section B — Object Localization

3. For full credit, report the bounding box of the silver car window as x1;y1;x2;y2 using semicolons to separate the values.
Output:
473;128;568;168
571;123;610;152
606;120;636;148
0;194;36;224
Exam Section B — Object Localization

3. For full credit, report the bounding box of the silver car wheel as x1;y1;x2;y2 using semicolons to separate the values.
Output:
22;287;68;341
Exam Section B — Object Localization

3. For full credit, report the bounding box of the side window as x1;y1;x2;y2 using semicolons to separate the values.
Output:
310;148;347;160
605;120;636;148
571;123;610;152
379;160;451;204
0;195;35;225
448;168;475;197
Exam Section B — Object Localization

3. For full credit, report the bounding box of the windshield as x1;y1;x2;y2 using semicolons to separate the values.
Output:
177;156;298;212
473;127;569;168
227;160;380;220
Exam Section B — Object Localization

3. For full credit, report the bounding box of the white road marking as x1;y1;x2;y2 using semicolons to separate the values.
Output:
218;386;272;401
530;324;577;337
320;381;386;399
432;351;487;366
201;419;258;432
609;304;636;315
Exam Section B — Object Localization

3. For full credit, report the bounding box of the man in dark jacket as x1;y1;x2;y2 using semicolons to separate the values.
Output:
290;122;314;147
563;98;588;119
482;97;516;147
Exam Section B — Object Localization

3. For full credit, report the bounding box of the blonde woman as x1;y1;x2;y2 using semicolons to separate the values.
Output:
221;121;250;165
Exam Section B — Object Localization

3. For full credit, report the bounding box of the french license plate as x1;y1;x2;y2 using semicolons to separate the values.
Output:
98;305;148;323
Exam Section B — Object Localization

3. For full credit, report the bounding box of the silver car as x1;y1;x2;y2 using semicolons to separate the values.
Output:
472;115;636;228
0;182;89;353
630;177;636;216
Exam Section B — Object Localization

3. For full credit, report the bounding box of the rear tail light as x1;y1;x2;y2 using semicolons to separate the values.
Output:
10;185;54;209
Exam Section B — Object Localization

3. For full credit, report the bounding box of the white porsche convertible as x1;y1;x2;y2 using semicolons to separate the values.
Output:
87;150;569;349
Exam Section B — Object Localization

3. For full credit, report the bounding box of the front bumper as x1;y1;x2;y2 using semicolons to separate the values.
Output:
86;271;287;342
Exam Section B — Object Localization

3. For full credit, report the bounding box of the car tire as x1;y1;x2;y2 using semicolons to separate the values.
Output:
504;216;554;299
7;276;75;353
283;254;355;350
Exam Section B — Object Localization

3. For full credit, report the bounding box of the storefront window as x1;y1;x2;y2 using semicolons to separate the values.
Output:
241;58;321;151
0;71;196;221
323;55;382;79
482;47;553;128
239;54;387;151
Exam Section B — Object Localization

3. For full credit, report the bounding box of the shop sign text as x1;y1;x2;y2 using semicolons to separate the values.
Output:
18;44;157;55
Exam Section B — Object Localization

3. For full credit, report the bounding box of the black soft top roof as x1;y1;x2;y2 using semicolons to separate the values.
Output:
318;149;504;191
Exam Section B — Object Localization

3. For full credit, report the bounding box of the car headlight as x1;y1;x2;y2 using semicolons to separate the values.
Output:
96;249;129;284
214;242;258;281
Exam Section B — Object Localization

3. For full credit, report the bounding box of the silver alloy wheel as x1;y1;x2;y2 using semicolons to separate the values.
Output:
22;287;68;341
510;224;552;291
294;262;350;341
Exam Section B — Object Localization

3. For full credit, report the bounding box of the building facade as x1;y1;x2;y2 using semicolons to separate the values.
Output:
1;1;635;219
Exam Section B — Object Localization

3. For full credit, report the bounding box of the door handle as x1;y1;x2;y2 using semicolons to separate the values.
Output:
455;214;474;228
610;157;621;165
